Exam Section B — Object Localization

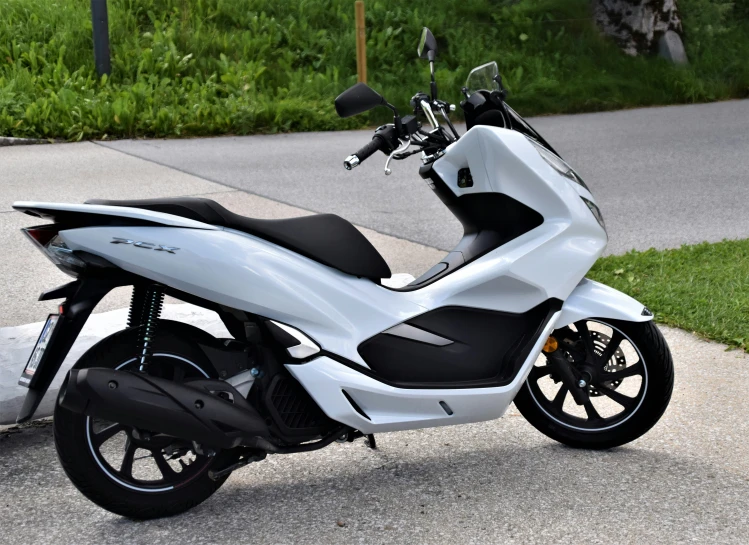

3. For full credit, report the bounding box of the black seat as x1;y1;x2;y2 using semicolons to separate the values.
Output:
86;198;391;280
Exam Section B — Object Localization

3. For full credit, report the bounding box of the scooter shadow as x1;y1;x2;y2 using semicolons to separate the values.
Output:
3;421;747;542
120;434;749;542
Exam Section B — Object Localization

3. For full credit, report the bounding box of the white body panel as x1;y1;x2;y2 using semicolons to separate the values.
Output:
287;312;560;433
558;278;652;325
19;126;650;431
15;201;219;230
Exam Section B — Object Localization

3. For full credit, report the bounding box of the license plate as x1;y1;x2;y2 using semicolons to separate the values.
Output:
19;314;61;388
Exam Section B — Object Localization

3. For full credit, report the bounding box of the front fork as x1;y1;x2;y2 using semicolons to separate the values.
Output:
543;342;590;407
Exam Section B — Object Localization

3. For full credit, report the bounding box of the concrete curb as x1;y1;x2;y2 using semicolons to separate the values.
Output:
0;304;230;425
0;136;53;146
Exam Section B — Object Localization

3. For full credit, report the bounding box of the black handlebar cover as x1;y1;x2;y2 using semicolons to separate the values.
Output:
350;124;400;164
353;137;383;162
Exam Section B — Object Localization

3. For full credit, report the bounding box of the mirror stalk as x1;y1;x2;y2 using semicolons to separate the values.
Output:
383;101;403;137
430;70;438;101
428;51;437;101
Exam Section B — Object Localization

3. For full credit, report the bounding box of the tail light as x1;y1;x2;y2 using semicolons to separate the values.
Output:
23;225;60;247
22;225;86;277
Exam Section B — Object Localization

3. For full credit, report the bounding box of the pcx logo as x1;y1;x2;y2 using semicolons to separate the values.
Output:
111;237;179;254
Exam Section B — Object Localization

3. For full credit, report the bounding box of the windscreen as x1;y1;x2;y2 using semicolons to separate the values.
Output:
465;61;500;95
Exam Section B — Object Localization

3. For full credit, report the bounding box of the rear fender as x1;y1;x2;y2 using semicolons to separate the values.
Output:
557;278;653;327
16;276;128;423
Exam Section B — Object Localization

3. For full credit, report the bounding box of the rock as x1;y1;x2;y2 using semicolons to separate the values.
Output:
658;30;689;65
594;0;683;57
0;136;50;146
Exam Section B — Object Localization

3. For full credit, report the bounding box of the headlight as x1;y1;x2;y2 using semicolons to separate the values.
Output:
528;138;589;191
582;197;606;232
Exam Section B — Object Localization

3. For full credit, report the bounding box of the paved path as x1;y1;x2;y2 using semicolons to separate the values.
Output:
102;99;749;254
2;101;749;543
2;327;749;544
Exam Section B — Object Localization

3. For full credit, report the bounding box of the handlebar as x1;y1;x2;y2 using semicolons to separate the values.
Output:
344;137;383;170
343;126;400;170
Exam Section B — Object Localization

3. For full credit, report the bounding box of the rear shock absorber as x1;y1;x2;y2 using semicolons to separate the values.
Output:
127;285;147;329
135;285;165;371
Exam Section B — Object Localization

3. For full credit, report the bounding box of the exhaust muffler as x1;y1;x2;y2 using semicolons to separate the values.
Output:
60;367;270;449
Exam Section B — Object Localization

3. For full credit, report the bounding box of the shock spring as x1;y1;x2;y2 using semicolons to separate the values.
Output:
127;285;147;329
135;285;165;371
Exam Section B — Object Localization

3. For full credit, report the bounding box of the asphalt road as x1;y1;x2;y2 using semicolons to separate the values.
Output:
2;326;749;544
3;100;749;543
102;99;749;255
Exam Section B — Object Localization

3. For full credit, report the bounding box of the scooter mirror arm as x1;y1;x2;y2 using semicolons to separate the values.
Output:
383;101;404;137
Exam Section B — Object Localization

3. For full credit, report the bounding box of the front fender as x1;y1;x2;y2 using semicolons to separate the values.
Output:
557;278;652;326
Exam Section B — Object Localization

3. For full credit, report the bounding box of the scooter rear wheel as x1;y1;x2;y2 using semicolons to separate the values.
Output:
54;322;237;519
513;318;674;449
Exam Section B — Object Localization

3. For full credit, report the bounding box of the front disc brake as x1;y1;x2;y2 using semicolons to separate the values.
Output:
588;330;626;396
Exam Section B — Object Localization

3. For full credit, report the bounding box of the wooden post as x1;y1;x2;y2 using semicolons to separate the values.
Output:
355;1;366;84
90;0;111;76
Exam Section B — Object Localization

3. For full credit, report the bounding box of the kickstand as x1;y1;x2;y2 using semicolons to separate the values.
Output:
366;434;377;450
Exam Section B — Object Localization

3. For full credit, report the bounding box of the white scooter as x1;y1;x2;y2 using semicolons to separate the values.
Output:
13;28;673;519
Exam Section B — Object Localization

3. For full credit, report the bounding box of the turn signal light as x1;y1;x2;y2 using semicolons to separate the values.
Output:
542;336;558;353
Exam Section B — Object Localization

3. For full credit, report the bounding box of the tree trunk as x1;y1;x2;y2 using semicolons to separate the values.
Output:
593;0;683;56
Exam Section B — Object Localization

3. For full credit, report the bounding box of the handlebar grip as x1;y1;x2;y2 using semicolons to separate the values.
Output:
344;136;384;170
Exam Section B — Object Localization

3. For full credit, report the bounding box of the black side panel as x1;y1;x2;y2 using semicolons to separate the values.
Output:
395;165;543;289
357;300;560;388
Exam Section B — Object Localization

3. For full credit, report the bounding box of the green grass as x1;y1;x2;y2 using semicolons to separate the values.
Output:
588;239;749;352
1;0;748;140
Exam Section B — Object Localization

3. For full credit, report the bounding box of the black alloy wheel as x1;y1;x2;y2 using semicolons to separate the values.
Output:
514;318;673;449
54;323;238;519
84;354;214;493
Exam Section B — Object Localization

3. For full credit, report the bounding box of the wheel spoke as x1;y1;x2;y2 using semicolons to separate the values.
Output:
583;400;603;422
597;384;636;408
551;385;568;411
91;422;125;448
528;366;552;382
152;450;178;479
601;362;644;382
575;321;595;356
120;439;137;477
598;330;624;366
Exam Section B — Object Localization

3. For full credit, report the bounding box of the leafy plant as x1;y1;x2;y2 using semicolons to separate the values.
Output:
1;0;748;140
589;239;749;352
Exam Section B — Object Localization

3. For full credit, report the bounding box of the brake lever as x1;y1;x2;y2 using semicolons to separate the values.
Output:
384;138;412;176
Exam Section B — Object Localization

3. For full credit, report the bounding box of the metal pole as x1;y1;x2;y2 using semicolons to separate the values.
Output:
355;1;366;84
91;0;111;76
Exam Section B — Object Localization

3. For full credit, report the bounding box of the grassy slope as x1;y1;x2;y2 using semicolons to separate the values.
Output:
0;0;748;140
588;239;749;352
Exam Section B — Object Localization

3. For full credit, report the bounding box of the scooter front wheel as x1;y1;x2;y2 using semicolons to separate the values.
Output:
513;318;674;449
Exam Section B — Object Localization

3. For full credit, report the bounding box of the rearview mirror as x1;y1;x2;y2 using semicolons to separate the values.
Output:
417;27;437;61
334;83;386;118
